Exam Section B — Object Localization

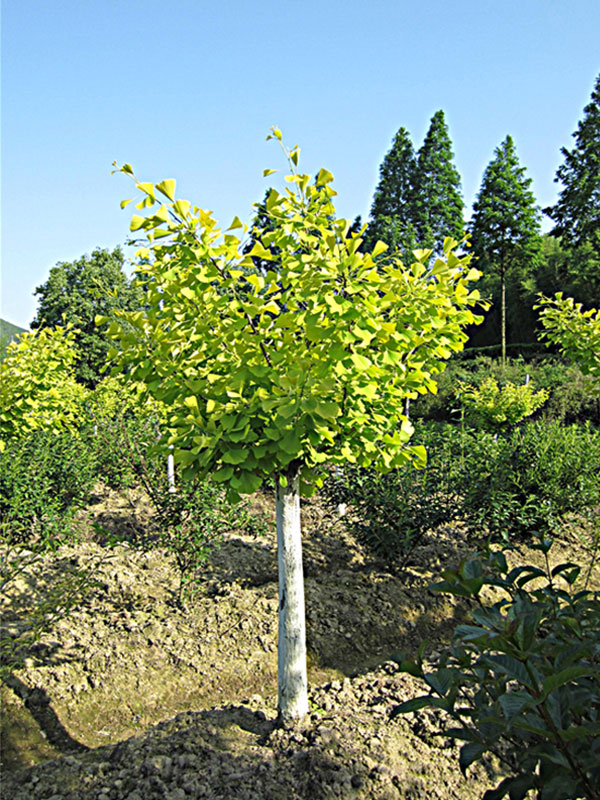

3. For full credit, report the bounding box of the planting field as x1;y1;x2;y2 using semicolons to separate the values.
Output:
2;482;598;800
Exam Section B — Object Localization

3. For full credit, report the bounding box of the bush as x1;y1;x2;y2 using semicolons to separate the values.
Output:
410;356;598;425
325;420;600;563
458;421;600;542
91;412;270;605
459;377;549;433
0;430;97;548
391;537;600;800
321;434;460;567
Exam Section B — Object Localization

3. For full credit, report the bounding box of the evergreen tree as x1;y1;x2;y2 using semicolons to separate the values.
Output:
365;127;418;254
32;247;143;387
468;136;542;363
546;74;600;258
414;110;464;252
536;234;600;310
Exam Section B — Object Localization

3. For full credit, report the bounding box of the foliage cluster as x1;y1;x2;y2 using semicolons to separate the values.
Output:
100;141;484;505
365;111;463;256
91;408;270;606
0;429;97;548
410;356;598;425
391;538;600;800
455;421;600;543
0;326;88;451
322;452;460;568
537;294;600;393
459;377;549;433
32;247;143;387
327;420;600;563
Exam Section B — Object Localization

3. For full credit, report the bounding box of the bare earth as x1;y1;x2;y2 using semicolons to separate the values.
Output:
2;486;597;800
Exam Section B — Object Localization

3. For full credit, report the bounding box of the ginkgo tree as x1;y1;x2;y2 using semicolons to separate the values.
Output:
537;293;600;392
0;326;88;450
100;130;485;723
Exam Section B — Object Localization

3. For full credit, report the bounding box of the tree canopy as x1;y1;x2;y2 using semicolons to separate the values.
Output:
32;247;143;387
468;135;542;361
0;326;88;450
545;73;600;258
364;127;418;255
537;293;600;392
413;110;464;252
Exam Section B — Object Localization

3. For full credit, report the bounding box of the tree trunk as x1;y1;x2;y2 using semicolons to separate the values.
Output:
275;466;309;723
501;265;507;366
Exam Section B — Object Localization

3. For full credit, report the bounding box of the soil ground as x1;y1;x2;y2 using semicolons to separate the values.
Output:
1;485;598;799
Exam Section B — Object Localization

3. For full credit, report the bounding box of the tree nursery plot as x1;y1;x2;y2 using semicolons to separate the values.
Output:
2;476;598;800
2;131;599;799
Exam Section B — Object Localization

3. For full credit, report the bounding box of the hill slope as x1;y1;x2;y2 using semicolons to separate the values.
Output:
0;318;27;359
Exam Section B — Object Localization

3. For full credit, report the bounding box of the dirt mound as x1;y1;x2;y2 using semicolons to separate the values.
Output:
2;489;596;798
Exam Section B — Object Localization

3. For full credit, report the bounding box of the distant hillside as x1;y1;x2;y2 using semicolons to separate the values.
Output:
0;318;27;360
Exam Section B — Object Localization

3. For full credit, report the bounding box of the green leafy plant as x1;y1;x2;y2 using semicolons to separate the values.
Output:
93;411;269;606
322;454;459;568
391;537;600;800
411;356;597;425
459;377;549;433
452;421;600;542
0;326;88;450
0;430;97;548
537;294;600;393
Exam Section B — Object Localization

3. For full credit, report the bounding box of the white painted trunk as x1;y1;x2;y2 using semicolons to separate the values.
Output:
276;469;309;723
167;450;175;494
334;465;346;517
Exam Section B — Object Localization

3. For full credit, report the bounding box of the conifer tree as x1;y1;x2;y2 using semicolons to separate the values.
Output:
546;74;600;258
469;135;542;363
414;111;464;252
365;127;418;254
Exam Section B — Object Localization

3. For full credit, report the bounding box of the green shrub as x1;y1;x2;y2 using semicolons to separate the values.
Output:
0;431;97;548
411;356;598;425
391;537;600;800
459;377;549;433
321;441;460;567
459;421;600;542
327;420;600;563
94;415;270;606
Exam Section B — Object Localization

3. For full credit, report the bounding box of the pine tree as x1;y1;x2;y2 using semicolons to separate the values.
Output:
414;110;464;252
469;135;542;363
365;127;418;254
546;74;600;258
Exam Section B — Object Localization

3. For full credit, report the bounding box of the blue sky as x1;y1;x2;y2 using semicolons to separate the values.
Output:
2;0;599;329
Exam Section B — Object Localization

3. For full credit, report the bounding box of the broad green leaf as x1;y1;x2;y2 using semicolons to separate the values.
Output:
174;449;197;465
130;214;146;231
212;466;234;482
541;665;593;697
314;400;339;420
227;215;243;230
459;742;486;775
481;654;534;689
156;179;176;201
499;690;532;720
389;696;433;717
315;167;334;186
221;448;248;465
